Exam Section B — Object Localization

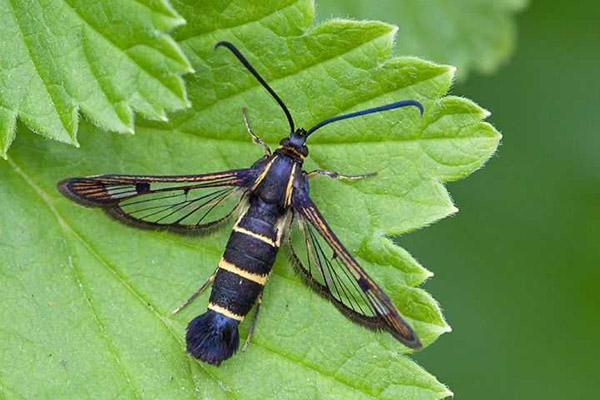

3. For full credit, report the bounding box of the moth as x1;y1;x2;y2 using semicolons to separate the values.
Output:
58;41;424;365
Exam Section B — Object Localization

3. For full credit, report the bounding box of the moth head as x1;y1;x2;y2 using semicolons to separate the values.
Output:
279;128;309;157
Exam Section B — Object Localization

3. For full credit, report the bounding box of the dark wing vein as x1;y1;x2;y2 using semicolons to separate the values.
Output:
289;188;422;349
304;221;374;317
58;169;255;235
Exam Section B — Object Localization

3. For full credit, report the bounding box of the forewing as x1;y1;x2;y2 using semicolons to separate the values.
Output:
58;169;255;235
289;188;421;349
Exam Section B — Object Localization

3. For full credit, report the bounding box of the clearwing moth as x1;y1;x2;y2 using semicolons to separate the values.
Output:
58;41;424;365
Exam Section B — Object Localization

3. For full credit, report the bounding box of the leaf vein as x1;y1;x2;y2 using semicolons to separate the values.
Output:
60;0;184;100
176;0;303;43
80;29;130;130
66;252;143;399
5;0;73;137
6;158;144;398
170;27;394;133
254;341;379;399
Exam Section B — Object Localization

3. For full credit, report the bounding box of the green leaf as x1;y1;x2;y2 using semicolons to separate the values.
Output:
0;0;500;398
317;0;529;77
0;0;192;158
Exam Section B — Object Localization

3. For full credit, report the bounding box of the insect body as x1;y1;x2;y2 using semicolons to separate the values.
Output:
188;151;297;363
58;41;424;365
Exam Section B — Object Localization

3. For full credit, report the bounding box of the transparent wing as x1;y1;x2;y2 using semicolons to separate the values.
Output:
58;169;255;235
289;188;421;349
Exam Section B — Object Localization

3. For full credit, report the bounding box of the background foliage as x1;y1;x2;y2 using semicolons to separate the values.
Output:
317;0;528;78
398;0;599;399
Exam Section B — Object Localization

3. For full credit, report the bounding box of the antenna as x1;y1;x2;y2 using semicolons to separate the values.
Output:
306;100;424;137
215;41;295;133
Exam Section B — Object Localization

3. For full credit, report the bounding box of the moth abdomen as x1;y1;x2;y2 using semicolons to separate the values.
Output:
186;310;240;366
209;268;264;317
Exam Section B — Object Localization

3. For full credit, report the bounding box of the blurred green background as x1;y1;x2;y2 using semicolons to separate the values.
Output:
321;0;600;399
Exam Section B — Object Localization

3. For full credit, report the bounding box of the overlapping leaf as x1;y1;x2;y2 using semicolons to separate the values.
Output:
0;0;192;157
0;0;500;398
317;0;528;77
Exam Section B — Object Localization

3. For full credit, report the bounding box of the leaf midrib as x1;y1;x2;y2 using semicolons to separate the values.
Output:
5;157;221;400
66;247;142;400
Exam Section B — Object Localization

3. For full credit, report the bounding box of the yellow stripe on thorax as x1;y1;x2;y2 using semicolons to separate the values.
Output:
284;164;296;207
218;258;269;285
251;156;276;190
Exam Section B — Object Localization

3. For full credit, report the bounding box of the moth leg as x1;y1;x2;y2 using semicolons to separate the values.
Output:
172;268;218;315
306;169;377;181
243;108;271;156
242;291;263;352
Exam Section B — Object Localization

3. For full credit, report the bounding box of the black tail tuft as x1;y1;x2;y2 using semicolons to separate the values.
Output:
186;310;240;365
